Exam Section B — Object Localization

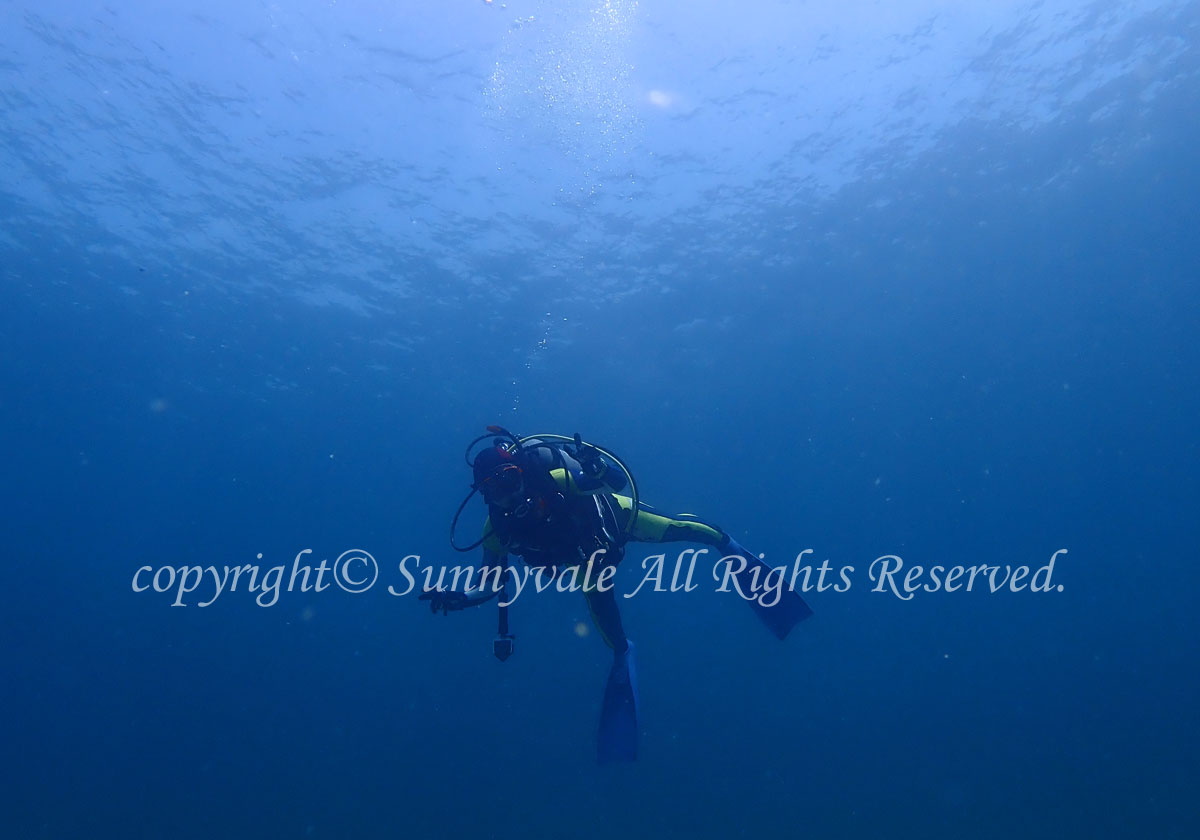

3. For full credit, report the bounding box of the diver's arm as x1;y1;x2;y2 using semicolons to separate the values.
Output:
419;547;506;614
462;546;506;605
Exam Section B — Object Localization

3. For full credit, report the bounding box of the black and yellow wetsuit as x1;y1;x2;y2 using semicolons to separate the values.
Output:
479;456;730;653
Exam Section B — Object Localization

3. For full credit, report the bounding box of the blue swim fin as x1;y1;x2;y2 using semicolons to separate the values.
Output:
725;538;813;640
597;640;639;763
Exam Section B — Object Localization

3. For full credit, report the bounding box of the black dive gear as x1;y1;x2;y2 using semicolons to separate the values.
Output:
571;431;607;478
450;426;639;552
446;425;642;660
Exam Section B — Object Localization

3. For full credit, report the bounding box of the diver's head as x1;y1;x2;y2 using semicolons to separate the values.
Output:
473;444;524;508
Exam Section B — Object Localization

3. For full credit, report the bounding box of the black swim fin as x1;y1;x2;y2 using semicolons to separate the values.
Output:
597;640;639;763
724;538;813;639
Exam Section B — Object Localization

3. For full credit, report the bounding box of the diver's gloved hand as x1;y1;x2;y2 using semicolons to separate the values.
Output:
419;588;469;615
572;432;607;478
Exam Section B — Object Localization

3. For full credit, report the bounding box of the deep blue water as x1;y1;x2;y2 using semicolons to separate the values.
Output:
2;1;1198;838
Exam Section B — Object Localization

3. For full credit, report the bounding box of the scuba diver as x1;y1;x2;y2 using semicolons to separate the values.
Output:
425;426;812;763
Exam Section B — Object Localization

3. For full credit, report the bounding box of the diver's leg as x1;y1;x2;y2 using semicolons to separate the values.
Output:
609;495;726;545
609;494;812;639
596;622;638;763
582;555;638;762
584;582;629;653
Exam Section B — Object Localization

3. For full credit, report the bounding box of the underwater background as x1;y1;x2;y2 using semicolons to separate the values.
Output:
2;1;1197;838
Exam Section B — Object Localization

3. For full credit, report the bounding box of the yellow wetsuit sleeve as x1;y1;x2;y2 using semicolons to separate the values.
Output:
480;515;505;554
